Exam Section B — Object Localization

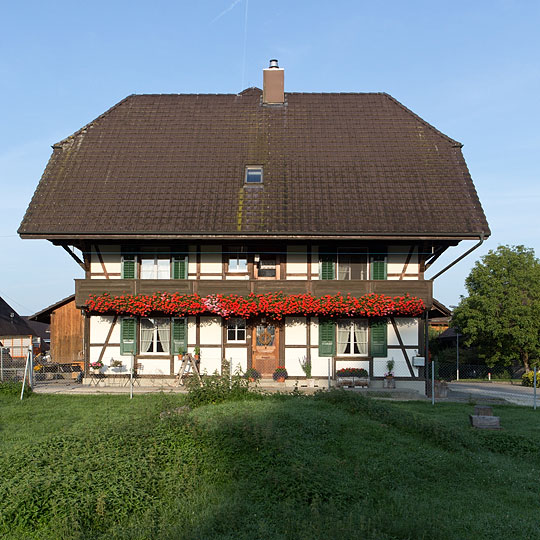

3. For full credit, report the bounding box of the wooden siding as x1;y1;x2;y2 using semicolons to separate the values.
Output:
76;279;433;308
50;300;84;364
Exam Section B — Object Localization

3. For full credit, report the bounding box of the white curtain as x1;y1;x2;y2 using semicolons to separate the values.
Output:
141;319;154;353
354;321;368;355
156;318;170;353
337;321;350;354
338;256;351;280
157;258;170;279
140;259;154;279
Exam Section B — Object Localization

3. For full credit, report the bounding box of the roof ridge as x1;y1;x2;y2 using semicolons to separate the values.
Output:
381;93;462;147
53;95;134;149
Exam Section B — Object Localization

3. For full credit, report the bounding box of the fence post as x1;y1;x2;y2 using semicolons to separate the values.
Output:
534;367;537;411
431;359;435;406
0;347;3;382
456;332;460;381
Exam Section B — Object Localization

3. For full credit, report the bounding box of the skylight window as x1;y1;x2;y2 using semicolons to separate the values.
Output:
245;167;263;184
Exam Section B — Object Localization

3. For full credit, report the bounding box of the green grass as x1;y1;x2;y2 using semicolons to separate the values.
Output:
1;391;540;539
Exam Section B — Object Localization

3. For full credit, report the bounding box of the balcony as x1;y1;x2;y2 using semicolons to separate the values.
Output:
75;279;433;308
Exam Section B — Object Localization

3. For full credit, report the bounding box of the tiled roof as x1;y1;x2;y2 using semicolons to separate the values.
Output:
0;297;35;337
19;89;489;239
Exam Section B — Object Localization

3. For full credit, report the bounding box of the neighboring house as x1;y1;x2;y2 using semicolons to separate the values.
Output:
428;300;452;334
18;60;489;393
0;296;40;364
28;295;84;366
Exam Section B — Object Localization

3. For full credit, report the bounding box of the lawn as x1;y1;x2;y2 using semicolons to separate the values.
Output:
1;388;539;539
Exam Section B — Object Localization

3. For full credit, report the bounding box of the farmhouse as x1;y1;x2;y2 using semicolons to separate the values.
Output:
18;60;489;392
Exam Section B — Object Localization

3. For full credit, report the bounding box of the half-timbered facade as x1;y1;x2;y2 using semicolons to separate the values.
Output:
19;61;489;393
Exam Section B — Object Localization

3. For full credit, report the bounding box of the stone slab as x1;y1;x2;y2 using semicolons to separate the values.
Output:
469;414;501;429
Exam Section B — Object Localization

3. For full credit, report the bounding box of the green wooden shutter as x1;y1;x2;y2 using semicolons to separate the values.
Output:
171;318;187;354
122;253;136;279
371;250;387;280
370;319;387;357
172;255;188;279
120;318;137;355
320;253;336;280
319;320;336;356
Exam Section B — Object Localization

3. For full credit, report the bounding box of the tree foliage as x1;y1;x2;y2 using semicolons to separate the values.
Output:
452;245;540;371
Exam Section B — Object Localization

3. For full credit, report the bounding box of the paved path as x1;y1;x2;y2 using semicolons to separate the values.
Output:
448;381;538;407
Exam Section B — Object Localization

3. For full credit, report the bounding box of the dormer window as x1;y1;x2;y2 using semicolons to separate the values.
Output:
245;167;263;184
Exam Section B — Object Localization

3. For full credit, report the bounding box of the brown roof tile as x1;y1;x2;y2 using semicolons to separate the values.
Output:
19;90;489;239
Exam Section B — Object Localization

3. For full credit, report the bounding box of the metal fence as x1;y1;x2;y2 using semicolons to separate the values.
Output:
0;347;27;382
433;360;520;382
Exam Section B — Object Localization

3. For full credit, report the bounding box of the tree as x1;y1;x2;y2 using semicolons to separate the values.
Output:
452;245;540;372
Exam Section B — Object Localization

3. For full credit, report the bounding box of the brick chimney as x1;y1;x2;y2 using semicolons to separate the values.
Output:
263;59;284;104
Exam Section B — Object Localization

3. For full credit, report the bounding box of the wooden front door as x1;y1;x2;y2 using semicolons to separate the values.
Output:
252;323;280;376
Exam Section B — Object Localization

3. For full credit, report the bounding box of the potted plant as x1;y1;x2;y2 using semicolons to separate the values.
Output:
384;359;395;389
298;356;315;386
110;359;123;371
89;359;103;372
273;366;288;383
193;346;201;361
245;367;261;382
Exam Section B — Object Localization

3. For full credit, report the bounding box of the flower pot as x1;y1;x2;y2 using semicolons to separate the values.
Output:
383;376;395;389
276;376;286;383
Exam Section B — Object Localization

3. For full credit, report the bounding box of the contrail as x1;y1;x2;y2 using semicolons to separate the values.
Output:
211;0;243;24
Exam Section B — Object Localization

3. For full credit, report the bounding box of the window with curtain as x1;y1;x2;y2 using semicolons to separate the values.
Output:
140;251;171;279
337;248;368;280
140;318;171;354
337;319;368;355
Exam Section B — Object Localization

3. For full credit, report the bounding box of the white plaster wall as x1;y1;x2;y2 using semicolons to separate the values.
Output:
285;348;308;377
188;246;197;277
138;359;171;376
225;274;249;280
311;246;319;279
387;245;419;277
90;245;121;277
199;349;222;375
388;318;418;346
187;317;197;344
286;246;307;276
372;352;419;378
200;245;222;275
311;354;332;377
200;317;222;345
285;317;307;345
224;347;247;374
310;318;319;346
90;316;119;343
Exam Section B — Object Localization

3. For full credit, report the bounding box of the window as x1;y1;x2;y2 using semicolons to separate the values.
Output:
245;167;263;184
140;318;171;354
140;252;170;279
337;248;368;280
337;319;368;356
258;256;276;277
228;247;248;272
227;319;246;342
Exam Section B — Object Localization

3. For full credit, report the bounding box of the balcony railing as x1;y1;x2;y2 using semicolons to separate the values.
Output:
75;279;433;308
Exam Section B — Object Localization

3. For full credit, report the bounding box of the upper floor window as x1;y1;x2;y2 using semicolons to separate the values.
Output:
245;167;263;184
228;246;248;272
141;252;170;279
337;248;368;280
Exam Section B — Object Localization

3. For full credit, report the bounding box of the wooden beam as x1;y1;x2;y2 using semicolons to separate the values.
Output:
62;244;85;270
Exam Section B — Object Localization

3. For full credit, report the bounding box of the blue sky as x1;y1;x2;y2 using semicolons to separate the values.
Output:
1;0;538;314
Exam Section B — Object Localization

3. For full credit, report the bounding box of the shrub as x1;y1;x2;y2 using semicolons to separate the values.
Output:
185;371;259;408
522;371;540;387
244;368;261;381
0;381;32;396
